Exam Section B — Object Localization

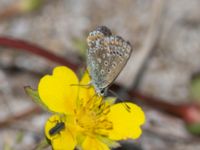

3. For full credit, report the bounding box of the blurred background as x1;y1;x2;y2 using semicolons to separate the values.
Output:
0;0;200;149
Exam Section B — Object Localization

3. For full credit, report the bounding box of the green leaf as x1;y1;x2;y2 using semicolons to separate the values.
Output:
187;122;200;135
35;138;51;150
24;86;52;112
72;38;87;58
97;136;120;149
3;143;12;150
190;74;200;101
16;131;24;144
20;0;43;12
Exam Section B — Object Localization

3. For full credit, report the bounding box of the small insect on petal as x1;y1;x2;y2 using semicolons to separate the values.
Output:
49;122;65;136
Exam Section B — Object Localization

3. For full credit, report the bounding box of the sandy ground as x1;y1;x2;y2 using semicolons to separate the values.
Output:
0;0;200;149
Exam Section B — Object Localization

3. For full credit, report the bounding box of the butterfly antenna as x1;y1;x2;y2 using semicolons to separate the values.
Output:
108;89;130;112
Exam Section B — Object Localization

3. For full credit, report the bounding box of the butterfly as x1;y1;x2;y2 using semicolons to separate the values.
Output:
87;26;132;96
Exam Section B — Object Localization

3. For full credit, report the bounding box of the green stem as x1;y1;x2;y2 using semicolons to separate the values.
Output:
33;138;50;150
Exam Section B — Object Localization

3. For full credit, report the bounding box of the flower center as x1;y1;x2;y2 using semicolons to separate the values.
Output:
75;98;113;136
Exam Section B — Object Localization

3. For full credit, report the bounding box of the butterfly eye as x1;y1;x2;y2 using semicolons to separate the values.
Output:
100;90;104;95
99;88;107;96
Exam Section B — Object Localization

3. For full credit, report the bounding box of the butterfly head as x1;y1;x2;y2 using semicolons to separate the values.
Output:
87;26;112;48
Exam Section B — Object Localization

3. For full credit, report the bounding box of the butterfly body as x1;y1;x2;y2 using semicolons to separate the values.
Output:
87;26;132;96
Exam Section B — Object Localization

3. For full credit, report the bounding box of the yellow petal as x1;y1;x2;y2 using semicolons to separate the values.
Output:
82;137;110;150
107;102;145;140
51;129;76;150
38;66;78;114
45;115;60;140
45;115;77;150
80;70;91;86
78;71;96;106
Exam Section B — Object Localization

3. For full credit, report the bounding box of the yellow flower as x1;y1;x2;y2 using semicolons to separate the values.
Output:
38;66;145;150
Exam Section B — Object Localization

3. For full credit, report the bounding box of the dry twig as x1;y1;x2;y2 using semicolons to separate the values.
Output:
117;0;167;88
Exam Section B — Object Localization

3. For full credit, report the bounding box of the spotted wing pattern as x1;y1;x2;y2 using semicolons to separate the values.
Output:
87;26;132;94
